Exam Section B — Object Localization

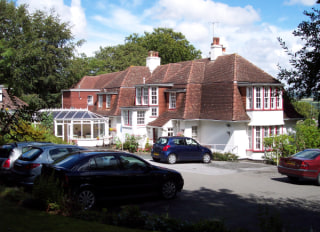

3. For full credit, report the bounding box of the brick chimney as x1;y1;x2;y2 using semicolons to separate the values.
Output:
146;51;161;73
210;37;225;61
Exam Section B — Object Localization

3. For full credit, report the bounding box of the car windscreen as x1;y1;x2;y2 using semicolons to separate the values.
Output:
52;154;81;169
293;150;320;159
0;145;13;158
19;148;42;161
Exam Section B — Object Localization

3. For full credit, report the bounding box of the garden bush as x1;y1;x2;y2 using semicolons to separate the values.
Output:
212;152;238;161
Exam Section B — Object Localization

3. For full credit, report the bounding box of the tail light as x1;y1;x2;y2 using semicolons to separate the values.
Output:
163;145;171;151
299;161;309;169
25;163;41;170
2;159;10;169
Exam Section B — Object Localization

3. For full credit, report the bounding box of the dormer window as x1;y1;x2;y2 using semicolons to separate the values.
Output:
136;87;149;105
98;95;103;108
106;95;111;108
169;92;176;109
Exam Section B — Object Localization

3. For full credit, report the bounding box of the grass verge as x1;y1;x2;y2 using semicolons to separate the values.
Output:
0;186;147;232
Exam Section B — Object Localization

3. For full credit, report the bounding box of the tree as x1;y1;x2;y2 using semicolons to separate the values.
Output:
125;28;202;65
292;101;319;119
93;27;202;73
94;42;148;73
0;0;82;108
278;8;320;99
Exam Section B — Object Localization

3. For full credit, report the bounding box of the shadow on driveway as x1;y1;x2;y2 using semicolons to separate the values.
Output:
135;187;320;232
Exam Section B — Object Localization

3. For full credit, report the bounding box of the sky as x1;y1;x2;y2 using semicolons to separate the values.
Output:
13;0;319;76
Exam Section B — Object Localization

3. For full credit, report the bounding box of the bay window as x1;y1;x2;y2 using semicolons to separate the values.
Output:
246;88;253;109
255;87;262;109
248;126;283;151
246;87;283;110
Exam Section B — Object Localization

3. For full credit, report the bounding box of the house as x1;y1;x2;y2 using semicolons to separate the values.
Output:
57;37;302;160
0;85;28;111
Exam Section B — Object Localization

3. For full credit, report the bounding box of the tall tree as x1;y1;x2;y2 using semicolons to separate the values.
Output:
125;28;202;65
0;0;82;108
278;8;320;99
94;42;148;73
93;27;202;73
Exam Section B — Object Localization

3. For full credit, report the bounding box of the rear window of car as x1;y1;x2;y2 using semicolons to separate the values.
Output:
19;148;42;161
0;145;13;158
293;150;320;159
156;138;168;145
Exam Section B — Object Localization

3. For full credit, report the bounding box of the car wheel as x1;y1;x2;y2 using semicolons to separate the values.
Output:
161;181;177;199
202;153;211;163
167;154;177;164
77;189;96;210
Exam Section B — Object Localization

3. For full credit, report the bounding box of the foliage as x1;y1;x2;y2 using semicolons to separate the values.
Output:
144;138;151;152
0;107;64;145
292;101;319;120
93;43;148;74
264;134;297;163
125;28;202;65
264;119;320;163
294;119;320;150
212;152;238;161
278;8;320;99
122;134;141;153
92;27;202;74
32;172;76;215
0;0;83;108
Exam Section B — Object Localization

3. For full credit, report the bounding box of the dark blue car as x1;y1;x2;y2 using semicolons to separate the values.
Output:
151;136;212;164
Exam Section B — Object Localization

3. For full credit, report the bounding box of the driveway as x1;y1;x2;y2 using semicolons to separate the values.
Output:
137;156;320;232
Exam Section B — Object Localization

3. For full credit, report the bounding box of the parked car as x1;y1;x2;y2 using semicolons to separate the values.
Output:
0;141;53;183
151;136;212;164
40;150;184;209
11;144;86;186
278;149;320;185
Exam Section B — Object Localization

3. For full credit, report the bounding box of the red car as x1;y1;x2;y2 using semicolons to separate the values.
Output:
278;149;320;185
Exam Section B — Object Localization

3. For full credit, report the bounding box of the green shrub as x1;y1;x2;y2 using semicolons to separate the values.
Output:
32;173;76;215
212;152;238;161
123;134;141;153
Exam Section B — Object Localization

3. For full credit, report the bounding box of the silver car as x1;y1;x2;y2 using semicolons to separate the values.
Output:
11;144;86;186
0;141;52;183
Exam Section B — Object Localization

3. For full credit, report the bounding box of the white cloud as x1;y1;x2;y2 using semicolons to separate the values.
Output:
145;0;260;26
284;0;317;6
93;8;152;34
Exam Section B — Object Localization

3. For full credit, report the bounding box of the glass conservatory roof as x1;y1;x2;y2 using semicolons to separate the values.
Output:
43;109;104;120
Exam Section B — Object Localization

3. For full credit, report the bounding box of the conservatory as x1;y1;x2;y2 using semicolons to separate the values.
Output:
43;109;109;147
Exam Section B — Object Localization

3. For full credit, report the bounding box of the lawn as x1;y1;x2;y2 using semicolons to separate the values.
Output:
0;186;148;232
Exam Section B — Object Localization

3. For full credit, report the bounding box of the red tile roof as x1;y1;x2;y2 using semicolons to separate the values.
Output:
71;53;301;125
0;88;28;110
